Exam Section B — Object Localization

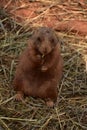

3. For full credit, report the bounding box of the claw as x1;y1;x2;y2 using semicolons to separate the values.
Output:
14;91;24;101
46;100;54;108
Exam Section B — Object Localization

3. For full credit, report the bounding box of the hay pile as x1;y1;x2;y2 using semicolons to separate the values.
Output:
0;0;87;130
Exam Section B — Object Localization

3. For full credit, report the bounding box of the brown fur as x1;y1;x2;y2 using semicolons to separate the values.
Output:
13;27;63;107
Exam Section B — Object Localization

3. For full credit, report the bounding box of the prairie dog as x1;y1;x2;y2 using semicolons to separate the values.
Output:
13;27;63;107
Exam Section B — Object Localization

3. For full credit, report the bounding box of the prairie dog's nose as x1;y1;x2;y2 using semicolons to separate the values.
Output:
39;41;51;55
43;47;47;54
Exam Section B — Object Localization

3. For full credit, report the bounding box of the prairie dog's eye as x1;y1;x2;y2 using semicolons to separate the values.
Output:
50;38;55;43
34;37;42;48
37;37;42;42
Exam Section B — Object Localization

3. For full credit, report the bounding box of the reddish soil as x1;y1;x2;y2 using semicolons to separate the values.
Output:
1;0;87;36
55;20;87;36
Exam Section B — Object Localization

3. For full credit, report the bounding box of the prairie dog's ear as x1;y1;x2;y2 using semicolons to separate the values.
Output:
57;36;64;45
27;38;34;49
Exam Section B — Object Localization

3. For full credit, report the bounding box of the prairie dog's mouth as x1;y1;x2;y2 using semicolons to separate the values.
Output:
41;49;52;59
42;54;45;58
36;54;45;59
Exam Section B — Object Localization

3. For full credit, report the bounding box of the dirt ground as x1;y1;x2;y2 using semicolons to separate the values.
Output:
1;0;87;35
0;0;87;130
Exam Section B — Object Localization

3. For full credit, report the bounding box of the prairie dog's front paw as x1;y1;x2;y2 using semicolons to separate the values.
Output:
14;91;23;101
36;54;41;60
41;66;48;72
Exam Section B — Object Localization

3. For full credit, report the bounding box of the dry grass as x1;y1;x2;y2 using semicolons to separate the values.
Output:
0;0;87;130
